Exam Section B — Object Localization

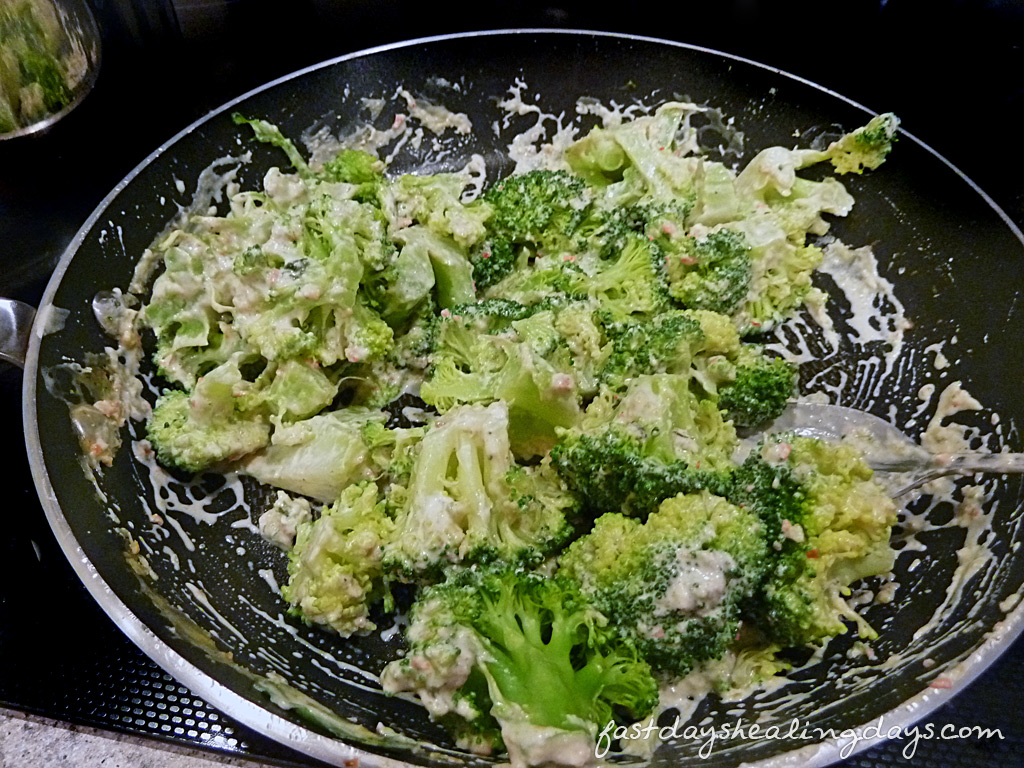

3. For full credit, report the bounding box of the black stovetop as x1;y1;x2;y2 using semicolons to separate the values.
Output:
3;2;1024;766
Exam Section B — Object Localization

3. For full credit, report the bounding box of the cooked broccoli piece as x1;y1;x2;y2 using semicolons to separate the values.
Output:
232;113;311;176
471;237;519;295
420;312;581;458
546;301;612;397
585;199;693;261
561;491;767;676
688;624;790;697
318;149;384;185
281;481;394;637
391;173;491;250
665;228;752;315
730;435;897;648
240;409;386;503
738;238;824;335
550;375;737;519
481;257;584;307
717;350;797;428
380;565;658;764
473;170;591;291
147;363;271;472
435;298;611;401
826;113;900;175
258;490;314;551
569;235;669;319
392;225;476;309
566;103;702;203
600;309;706;390
382;403;576;581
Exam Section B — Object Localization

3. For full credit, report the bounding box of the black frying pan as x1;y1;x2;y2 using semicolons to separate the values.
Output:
23;30;1024;767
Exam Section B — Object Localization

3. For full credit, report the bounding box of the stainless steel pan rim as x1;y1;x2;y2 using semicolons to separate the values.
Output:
22;27;1024;768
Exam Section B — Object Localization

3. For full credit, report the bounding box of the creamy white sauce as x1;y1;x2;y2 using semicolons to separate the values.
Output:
656;550;734;616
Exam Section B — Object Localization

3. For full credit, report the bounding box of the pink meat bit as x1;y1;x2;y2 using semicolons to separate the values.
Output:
550;373;574;393
929;677;953;689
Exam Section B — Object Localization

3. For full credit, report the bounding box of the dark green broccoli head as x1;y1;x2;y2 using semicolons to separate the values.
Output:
601;310;705;390
561;492;767;676
483;169;590;247
550;376;737;519
666;228;752;315
550;425;732;520
577;198;692;260
473;170;591;291
471;238;519;293
718;352;797;428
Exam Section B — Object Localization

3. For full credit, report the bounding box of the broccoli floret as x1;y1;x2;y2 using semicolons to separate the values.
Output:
319;149;384;185
550;375;737;519
600;309;705;390
435;298;611;401
380;565;658;764
420;314;581;458
382;403;576;581
281;481;394;637
147;367;271;472
738;240;824;335
688;624;790;697
482;170;589;242
561;491;767;676
473;170;591;291
240;409;386;503
481;257;584;307
565;103;702;203
570;235;669;319
471;238;519;294
730;435;897;648
717;350;797;428
665;229;752;315
545;301;612;397
391;173;491;250
826;113;900;175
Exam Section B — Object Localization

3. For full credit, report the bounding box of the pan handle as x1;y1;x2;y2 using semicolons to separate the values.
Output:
0;299;36;369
